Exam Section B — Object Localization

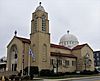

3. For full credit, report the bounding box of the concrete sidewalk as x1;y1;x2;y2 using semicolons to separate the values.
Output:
43;75;100;81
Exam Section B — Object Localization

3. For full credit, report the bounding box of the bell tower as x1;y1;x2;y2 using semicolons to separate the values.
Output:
30;2;50;71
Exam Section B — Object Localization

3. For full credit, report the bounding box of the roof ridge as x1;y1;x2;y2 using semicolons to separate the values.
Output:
15;36;31;44
72;43;87;50
51;52;77;58
51;43;71;50
15;36;30;40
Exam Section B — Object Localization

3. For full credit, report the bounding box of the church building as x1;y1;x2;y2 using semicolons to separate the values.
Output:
6;2;94;74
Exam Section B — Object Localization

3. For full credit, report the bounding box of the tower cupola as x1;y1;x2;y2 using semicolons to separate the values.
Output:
35;2;45;12
31;2;49;34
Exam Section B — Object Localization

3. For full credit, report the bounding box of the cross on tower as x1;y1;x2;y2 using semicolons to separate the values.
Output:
39;2;41;6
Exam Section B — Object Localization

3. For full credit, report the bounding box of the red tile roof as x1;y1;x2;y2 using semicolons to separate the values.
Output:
72;44;87;50
51;52;77;58
15;36;31;44
51;43;91;51
51;44;70;50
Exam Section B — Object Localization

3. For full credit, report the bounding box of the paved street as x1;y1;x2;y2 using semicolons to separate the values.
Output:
43;76;100;81
71;77;100;81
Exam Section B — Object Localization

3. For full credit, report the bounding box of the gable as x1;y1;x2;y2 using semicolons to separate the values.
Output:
7;36;31;48
7;36;23;48
72;43;93;51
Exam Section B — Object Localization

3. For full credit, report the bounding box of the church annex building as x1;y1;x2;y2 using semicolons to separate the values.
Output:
6;3;95;75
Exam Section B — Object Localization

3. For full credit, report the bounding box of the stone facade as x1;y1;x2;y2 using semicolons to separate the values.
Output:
6;3;94;74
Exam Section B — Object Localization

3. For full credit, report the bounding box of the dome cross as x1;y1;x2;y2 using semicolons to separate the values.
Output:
67;30;70;34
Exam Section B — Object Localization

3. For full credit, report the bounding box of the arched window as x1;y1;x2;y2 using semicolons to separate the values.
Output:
42;15;46;31
33;16;37;32
10;44;18;71
32;44;36;61
42;44;47;61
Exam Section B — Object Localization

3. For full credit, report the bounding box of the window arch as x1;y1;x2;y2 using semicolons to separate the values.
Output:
33;16;37;32
10;44;18;71
42;44;47;61
32;44;36;61
42;15;46;31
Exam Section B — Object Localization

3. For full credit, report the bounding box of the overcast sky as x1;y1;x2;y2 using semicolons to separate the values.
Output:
0;0;100;57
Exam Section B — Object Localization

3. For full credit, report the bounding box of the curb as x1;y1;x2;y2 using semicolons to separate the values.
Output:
33;78;44;81
43;75;100;81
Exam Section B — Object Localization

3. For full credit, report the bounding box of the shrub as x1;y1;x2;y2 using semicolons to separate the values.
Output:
9;75;16;80
94;69;99;74
40;69;65;76
21;75;30;80
40;69;52;76
18;70;22;76
56;72;64;76
80;70;94;75
14;76;21;80
24;66;39;75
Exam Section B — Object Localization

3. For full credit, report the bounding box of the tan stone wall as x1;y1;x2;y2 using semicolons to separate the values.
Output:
31;10;50;71
30;33;39;67
50;47;77;72
7;37;31;73
81;45;94;71
31;11;49;34
59;58;76;73
72;45;95;71
50;47;71;54
31;32;50;71
50;56;76;73
23;43;30;69
7;37;23;72
72;50;82;71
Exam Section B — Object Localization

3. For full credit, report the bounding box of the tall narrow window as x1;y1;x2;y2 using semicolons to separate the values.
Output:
72;61;76;66
10;44;18;71
12;64;17;71
50;59;53;65
42;15;46;31
34;17;37;32
65;60;69;66
32;44;36;61
58;59;62;66
42;44;47;61
15;54;17;59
